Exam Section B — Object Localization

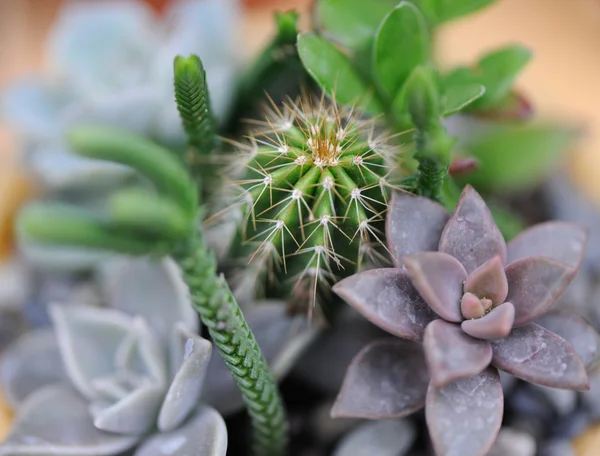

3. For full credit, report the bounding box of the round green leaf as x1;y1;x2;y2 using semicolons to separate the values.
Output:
433;0;496;23
443;83;485;115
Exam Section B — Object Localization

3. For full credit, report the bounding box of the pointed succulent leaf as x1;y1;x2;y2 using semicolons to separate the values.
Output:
50;304;131;399
404;252;467;323
102;258;197;344
297;33;383;114
333;269;437;340
536;310;600;371
426;368;503;456
92;382;165;435
135;406;227;456
331;339;429;419
438;185;506;274
386;191;449;267
507;221;587;269
491;323;589;390
0;329;69;407
424;320;492;387
506;257;575;327
373;2;430;98
463;256;508;305
0;384;139;456
461;302;515;340
333;419;416;456
158;324;212;432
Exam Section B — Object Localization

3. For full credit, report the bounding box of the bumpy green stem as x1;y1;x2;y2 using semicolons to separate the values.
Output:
173;228;288;456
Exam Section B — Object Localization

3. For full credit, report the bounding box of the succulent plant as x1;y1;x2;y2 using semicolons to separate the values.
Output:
0;258;228;456
331;185;599;456
219;95;401;309
1;0;240;193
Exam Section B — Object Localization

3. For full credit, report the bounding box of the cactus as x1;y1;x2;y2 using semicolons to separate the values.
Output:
221;95;403;311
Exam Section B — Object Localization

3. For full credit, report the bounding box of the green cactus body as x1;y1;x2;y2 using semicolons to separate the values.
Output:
225;97;401;310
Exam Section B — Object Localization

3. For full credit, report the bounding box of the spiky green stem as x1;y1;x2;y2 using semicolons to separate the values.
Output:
173;228;288;456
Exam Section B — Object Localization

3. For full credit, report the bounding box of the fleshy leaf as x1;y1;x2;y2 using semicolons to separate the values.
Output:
373;2;430;98
158;324;212;432
491;323;589;390
0;329;69;407
461;302;515;341
50;304;131;399
102;257;197;343
426;368;503;456
463;256;508;305
0;384;139;456
333;269;437;340
505;257;575;327
135;406;227;456
386;191;449;267
507;221;587;270
331;339;429;418
443;83;485;116
423;320;492;387
438;185;506;273
434;0;496;23
536;310;600;371
92;382;165;435
332;419;416;456
297;33;383;114
403;252;467;323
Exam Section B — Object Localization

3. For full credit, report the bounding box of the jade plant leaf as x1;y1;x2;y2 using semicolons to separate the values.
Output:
314;0;399;50
491;323;589;390
333;269;438;341
443;83;485;116
426;368;503;456
461;124;576;192
297;32;383;114
432;0;496;23
331;339;429;418
372;2;430;98
0;384;139;456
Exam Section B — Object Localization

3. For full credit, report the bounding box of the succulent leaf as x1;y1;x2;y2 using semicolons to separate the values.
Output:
505;257;575;327
491;323;589;390
423;320;492;387
438;185;506;273
426;368;503;456
463;256;508;306
385;191;449;267
331;339;429;419
461;302;515;340
332;269;437;341
506;221;587;269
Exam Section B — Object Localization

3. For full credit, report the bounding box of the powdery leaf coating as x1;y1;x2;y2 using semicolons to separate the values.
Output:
423;320;492;387
403;252;467;323
461;302;515;341
491;323;589;390
0;384;139;456
463;256;508;305
426;368;503;456
438;185;506;274
331;339;429;419
505;257;575;327
536;310;600;371
507;221;587;269
333;269;437;341
386;191;449;268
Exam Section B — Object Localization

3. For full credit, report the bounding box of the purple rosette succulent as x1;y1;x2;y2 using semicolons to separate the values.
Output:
331;185;600;456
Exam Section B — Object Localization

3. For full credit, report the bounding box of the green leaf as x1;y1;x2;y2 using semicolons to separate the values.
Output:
108;189;192;239
471;45;532;109
462;124;576;192
373;2;430;98
18;204;159;255
297;33;384;113
401;66;441;132
433;0;496;23
174;55;216;157
314;0;399;50
68;126;197;215
443;83;485;115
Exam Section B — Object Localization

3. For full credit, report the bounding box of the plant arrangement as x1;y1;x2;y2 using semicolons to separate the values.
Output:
0;0;598;455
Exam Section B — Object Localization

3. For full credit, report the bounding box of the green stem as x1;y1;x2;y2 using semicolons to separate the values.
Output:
173;229;288;456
